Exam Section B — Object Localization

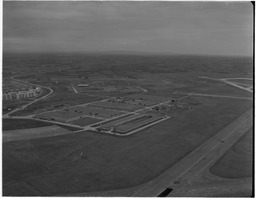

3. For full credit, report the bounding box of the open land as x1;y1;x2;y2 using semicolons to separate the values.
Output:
3;118;52;131
71;117;102;127
2;53;253;196
210;127;253;178
3;125;72;142
3;96;252;196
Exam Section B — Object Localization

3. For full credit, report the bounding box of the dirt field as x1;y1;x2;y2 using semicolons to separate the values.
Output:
209;127;253;178
3;96;252;196
3;125;72;142
3;119;52;131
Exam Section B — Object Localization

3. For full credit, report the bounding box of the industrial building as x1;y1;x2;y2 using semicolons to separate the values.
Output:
98;114;163;134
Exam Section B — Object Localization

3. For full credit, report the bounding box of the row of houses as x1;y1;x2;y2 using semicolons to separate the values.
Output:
3;87;41;101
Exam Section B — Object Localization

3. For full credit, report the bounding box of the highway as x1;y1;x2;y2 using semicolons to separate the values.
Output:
132;109;252;196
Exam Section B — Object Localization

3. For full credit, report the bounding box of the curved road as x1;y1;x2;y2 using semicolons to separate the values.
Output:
4;77;54;117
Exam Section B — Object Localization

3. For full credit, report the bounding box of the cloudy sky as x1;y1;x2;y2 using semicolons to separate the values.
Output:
3;1;253;56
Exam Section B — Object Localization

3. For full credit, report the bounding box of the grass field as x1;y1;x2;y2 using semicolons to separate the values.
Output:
209;127;253;178
229;79;252;85
53;123;81;131
89;101;143;111
3;119;52;131
3;96;252;196
71;117;101;126
3;118;80;132
3;125;72;142
11;91;101;116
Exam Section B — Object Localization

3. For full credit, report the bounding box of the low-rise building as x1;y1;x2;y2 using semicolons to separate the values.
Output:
3;87;41;101
9;92;18;100
17;91;27;99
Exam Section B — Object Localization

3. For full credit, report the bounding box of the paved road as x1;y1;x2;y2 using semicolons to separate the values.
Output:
132;109;252;197
189;93;252;100
200;76;253;93
172;177;252;197
135;85;148;93
220;79;253;93
71;85;78;94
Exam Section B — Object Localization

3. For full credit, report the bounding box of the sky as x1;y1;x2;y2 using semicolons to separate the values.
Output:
3;1;253;56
